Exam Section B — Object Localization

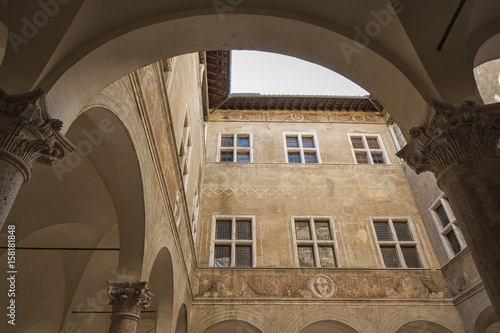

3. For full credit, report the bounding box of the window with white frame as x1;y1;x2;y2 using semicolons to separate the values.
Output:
371;218;422;268
179;113;192;178
387;118;407;150
284;133;321;163
347;134;389;165
191;186;200;243
430;196;466;259
211;216;256;267
218;133;252;162
292;217;337;268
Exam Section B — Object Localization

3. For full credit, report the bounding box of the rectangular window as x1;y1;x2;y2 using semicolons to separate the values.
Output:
218;133;252;162
348;134;389;165
211;216;256;267
372;218;422;268
293;217;337;268
430;196;466;260
284;133;321;164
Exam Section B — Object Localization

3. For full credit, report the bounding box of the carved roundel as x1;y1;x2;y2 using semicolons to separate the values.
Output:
309;274;336;299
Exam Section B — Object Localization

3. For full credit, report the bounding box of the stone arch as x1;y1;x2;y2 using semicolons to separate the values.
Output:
190;306;280;333
475;305;500;333
142;247;175;333
301;320;360;333
1;104;145;331
174;303;187;333
79;107;146;280
462;290;494;333
204;320;263;333
284;306;375;333
378;307;466;333
396;321;454;333
44;13;429;136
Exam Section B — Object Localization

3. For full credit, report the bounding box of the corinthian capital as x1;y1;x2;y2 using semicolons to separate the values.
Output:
107;281;153;319
0;89;74;181
396;99;500;177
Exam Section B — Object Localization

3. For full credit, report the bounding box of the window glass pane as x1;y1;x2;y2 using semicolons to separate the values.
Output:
216;220;231;240
237;152;250;163
351;137;364;148
214;245;231;267
447;230;462;255
237;221;251;240
401;247;421;268
221;137;233;147
238;136;249;147
302;137;315;148
315;222;332;240
288;152;301;163
319;247;336;267
355;152;368;164
367;137;380;149
380;246;399;268
236;246;252;267
298;246;315;267
286;136;299;147
304;152;317;163
371;153;385;164
394;222;413;241
436;204;450;228
374;222;392;241
220;151;233;162
295;221;311;240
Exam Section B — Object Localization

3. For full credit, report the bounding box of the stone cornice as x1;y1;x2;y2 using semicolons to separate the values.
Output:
396;99;500;178
0;89;74;180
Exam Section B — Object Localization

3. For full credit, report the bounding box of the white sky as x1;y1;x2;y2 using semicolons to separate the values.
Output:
230;50;369;96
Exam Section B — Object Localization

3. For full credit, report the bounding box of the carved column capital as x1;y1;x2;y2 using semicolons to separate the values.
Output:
0;88;74;181
396;99;500;177
107;281;153;321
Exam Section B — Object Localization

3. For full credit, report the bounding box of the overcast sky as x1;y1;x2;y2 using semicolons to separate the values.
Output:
230;50;369;96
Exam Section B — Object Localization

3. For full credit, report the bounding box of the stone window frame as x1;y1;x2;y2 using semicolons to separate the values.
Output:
210;215;256;267
429;195;467;260
291;216;339;268
387;118;407;151
370;217;425;268
283;132;322;164
217;132;253;163
347;133;391;165
179;111;192;179
191;183;200;243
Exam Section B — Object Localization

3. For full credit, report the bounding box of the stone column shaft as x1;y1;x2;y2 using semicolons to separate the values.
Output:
0;89;73;227
397;99;500;316
107;281;153;333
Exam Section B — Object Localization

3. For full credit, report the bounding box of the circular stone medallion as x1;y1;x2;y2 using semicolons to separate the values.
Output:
309;274;336;299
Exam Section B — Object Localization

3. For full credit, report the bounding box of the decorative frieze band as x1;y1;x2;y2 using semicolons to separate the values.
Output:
0;89;74;180
396;99;500;177
193;270;451;300
107;281;153;319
